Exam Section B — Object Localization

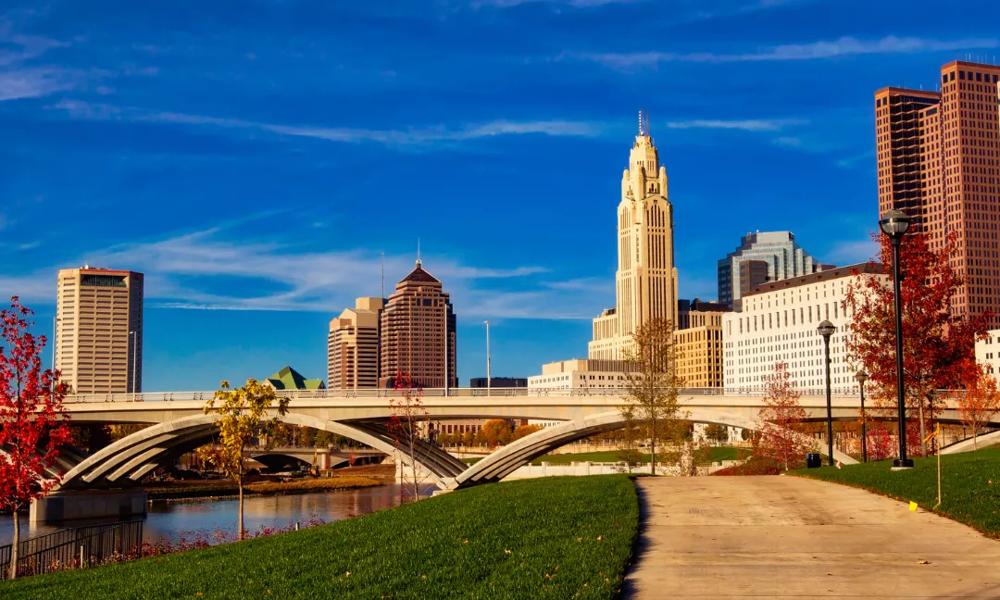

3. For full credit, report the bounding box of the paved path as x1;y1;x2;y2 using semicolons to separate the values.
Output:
623;476;1000;599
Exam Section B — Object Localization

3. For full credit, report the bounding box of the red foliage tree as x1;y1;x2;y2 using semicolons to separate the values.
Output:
958;367;1000;451
0;297;71;579
844;232;988;456
756;362;811;471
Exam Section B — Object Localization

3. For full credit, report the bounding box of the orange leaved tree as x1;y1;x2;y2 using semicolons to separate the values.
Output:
756;362;811;471
958;367;1000;451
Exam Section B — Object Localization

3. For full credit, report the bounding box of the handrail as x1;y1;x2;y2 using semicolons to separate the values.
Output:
0;519;144;579
60;386;938;404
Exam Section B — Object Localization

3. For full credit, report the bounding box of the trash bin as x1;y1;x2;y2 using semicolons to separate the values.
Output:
806;453;822;469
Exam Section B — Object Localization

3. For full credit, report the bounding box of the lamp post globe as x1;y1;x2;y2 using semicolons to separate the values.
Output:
855;370;869;463
817;320;836;466
879;209;912;238
880;209;914;470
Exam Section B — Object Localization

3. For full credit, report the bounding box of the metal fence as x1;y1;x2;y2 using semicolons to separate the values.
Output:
0;519;144;579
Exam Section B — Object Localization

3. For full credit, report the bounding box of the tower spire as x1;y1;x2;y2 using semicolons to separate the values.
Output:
416;238;422;266
638;109;650;136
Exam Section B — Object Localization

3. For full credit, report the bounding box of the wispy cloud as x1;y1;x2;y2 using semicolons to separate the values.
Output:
0;225;604;321
0;20;78;101
574;35;1000;69
52;100;601;148
825;238;879;265
665;118;806;132
0;68;77;101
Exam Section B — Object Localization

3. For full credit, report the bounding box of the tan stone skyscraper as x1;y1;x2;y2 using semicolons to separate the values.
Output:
327;297;384;389
589;112;677;360
379;260;457;389
875;61;1000;326
55;267;143;394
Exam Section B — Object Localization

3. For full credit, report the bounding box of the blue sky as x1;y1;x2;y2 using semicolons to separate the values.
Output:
2;0;998;390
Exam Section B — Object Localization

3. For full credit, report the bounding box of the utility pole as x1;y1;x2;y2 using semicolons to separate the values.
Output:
484;320;492;395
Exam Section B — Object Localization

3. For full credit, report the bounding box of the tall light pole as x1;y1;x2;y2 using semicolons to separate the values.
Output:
856;370;868;463
818;320;836;466
484;320;492;395
129;330;138;401
879;209;914;469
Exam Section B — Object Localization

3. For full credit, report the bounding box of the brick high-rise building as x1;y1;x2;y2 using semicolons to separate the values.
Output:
379;260;457;389
55;267;143;394
327;297;384;389
875;61;1000;325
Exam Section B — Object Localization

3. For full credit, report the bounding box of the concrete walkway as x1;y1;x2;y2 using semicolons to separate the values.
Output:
623;476;1000;599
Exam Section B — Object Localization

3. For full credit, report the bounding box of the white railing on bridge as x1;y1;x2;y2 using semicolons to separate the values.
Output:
60;386;898;404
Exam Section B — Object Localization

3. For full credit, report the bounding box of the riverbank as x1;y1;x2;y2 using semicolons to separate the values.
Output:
1;475;639;599
144;464;395;499
794;446;1000;537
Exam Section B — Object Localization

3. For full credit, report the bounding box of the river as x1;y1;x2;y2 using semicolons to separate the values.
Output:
0;484;432;547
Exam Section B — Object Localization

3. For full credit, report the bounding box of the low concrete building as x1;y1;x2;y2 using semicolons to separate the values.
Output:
528;358;632;391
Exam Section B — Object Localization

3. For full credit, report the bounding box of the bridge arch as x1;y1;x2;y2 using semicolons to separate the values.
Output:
449;409;857;489
55;412;466;491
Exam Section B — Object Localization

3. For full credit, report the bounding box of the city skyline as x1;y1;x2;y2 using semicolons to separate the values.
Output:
3;1;1000;389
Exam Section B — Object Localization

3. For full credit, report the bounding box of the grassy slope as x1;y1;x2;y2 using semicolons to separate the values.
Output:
2;476;638;600
459;447;749;466
795;447;1000;537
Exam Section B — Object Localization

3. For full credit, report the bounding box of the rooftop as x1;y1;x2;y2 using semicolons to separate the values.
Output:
743;262;884;297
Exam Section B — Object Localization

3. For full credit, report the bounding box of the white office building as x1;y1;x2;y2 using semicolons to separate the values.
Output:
975;329;1000;376
723;263;886;395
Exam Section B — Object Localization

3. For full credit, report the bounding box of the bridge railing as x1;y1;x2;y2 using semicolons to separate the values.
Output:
62;387;968;404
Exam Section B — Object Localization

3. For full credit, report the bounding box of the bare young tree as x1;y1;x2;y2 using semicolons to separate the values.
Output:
388;370;430;500
621;318;683;475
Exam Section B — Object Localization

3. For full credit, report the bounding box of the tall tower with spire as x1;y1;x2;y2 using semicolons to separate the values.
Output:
588;111;678;360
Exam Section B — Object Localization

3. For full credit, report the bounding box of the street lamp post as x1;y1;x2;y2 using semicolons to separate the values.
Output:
855;370;868;463
129;330;138;402
818;320;836;466
879;209;914;469
484;320;492;395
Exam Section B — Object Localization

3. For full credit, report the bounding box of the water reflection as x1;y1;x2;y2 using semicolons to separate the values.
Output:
0;484;433;547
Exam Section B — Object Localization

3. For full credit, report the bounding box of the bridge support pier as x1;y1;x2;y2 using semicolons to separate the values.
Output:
30;489;147;524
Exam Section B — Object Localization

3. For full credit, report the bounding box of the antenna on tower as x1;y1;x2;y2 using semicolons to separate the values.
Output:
416;238;422;266
638;109;650;136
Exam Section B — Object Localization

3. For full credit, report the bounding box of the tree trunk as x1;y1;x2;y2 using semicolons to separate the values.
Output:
649;419;656;476
918;401;926;456
237;479;245;541
8;510;19;580
973;424;978;451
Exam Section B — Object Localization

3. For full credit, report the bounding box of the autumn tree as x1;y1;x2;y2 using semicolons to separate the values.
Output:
478;419;513;448
512;423;543;441
387;371;429;500
756;362;811;471
703;423;729;444
203;378;289;539
958;367;1000;451
845;232;988;456
621;318;683;475
0;297;71;579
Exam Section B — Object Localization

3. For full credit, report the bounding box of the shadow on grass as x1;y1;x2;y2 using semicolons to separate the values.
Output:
618;476;652;599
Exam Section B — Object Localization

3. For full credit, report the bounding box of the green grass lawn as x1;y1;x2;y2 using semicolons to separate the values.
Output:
2;476;639;599
794;447;1000;537
462;446;749;467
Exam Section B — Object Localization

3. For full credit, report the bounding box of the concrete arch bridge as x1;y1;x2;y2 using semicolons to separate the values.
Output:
50;387;994;497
